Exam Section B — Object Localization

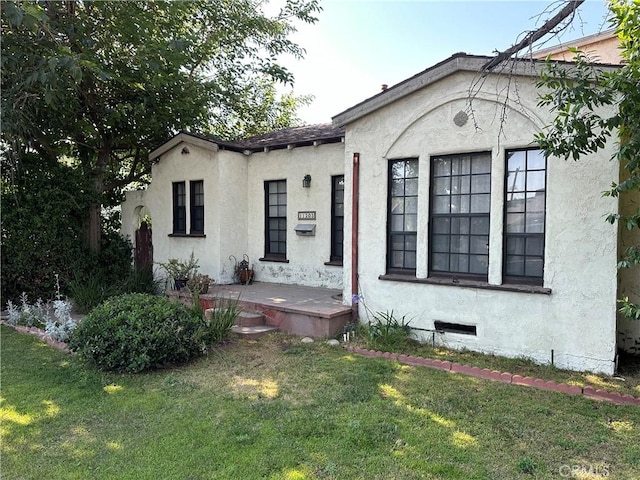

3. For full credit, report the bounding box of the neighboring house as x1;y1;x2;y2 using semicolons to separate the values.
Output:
122;51;638;375
532;28;623;64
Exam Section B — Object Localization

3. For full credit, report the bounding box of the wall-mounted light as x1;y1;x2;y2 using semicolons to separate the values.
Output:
181;146;190;155
302;174;311;188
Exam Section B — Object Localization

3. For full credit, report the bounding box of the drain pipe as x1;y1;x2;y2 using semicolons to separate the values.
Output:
351;152;360;321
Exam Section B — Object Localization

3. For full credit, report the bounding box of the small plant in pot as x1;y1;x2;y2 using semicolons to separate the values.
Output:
159;252;199;290
187;274;213;295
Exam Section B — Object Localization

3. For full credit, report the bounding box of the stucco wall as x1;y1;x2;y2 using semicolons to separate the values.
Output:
245;142;345;288
342;70;619;374
122;141;248;285
122;138;344;289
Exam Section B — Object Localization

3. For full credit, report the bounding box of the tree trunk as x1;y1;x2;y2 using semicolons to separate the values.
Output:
86;150;108;253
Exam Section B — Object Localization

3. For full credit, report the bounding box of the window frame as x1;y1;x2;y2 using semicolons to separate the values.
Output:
503;148;547;286
330;175;345;264
189;180;205;235
386;158;419;275
428;151;491;281
172;181;186;235
264;179;287;260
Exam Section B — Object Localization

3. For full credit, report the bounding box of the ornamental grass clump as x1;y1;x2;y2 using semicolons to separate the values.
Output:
363;310;413;351
68;293;204;373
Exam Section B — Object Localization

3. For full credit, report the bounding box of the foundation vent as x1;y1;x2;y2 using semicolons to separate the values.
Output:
434;321;477;336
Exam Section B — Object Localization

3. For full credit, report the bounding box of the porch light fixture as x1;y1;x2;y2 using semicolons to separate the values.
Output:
302;174;311;188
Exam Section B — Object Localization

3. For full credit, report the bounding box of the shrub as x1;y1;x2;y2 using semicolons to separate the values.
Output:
362;310;413;351
68;293;203;373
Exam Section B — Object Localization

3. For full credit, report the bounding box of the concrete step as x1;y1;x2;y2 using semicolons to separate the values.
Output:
232;324;279;340
235;311;266;328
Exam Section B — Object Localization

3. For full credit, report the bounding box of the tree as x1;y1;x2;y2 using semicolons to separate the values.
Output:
1;0;320;251
477;0;639;322
535;0;640;320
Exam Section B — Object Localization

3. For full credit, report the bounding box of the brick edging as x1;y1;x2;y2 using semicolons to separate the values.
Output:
2;322;70;352
342;345;640;406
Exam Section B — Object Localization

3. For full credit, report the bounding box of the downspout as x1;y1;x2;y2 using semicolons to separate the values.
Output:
351;152;360;321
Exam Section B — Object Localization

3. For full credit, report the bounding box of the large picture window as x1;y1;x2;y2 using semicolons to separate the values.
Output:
504;148;546;285
387;159;419;274
172;181;186;234
265;180;287;259
190;180;204;234
330;175;345;263
429;152;491;278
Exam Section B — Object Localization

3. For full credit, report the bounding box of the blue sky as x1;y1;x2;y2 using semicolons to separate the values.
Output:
279;0;612;124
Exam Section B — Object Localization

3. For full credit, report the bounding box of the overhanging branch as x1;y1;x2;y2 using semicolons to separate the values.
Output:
482;0;586;72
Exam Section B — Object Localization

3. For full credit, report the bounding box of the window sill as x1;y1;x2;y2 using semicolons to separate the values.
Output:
168;233;206;238
324;260;343;267
259;256;289;263
378;274;551;295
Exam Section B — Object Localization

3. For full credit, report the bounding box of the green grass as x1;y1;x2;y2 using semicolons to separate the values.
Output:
354;335;640;399
2;326;640;479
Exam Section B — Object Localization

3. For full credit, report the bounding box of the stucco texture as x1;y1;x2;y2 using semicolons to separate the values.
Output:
342;70;619;374
122;139;344;289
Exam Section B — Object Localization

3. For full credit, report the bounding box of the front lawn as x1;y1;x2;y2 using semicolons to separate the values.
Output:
2;326;639;479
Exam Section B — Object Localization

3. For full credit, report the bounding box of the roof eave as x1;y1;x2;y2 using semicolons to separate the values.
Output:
148;132;220;161
331;54;618;127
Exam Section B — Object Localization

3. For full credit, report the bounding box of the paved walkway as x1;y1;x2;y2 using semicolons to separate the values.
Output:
203;282;350;319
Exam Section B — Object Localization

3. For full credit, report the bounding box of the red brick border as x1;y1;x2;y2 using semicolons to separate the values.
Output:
343;345;640;406
6;323;70;352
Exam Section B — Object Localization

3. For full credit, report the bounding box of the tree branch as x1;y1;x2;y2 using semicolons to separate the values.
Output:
482;0;586;72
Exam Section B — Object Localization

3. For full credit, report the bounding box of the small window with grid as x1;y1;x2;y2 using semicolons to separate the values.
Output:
504;149;546;285
190;180;204;234
265;180;287;259
387;159;419;274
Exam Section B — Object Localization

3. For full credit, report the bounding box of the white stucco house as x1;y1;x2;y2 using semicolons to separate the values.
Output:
122;53;639;375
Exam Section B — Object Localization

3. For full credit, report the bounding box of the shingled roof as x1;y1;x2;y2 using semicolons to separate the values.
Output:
234;123;345;150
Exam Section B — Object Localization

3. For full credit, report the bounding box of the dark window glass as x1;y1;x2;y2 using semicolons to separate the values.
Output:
172;181;186;234
190;180;204;234
265;180;287;258
504;149;546;285
331;175;345;262
429;152;491;279
388;159;419;274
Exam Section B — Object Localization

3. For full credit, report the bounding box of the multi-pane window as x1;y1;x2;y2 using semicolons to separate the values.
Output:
429;152;491;278
190;180;204;234
388;159;419;273
504;148;546;284
265;180;287;258
172;181;186;234
331;175;345;263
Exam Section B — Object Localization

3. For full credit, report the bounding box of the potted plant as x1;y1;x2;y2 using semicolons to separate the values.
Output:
187;273;213;294
159;252;199;290
229;254;254;285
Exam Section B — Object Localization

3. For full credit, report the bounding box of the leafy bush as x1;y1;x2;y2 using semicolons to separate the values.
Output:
1;154;95;303
68;293;203;373
1;153;138;305
362;311;413;351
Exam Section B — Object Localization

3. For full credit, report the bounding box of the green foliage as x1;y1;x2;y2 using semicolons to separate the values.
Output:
196;297;240;348
159;252;200;281
1;153;93;302
516;456;537;475
1;0;321;253
362;311;413;351
68;294;204;373
536;0;640;321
